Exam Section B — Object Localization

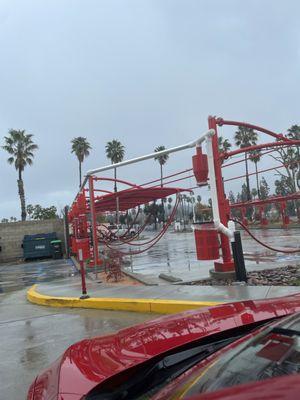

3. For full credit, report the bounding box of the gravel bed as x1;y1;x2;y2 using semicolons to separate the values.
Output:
192;265;300;286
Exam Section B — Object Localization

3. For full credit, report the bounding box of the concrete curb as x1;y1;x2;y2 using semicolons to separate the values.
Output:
121;268;159;286
27;285;221;314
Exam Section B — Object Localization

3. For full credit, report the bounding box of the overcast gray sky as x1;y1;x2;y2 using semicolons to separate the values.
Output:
0;0;299;219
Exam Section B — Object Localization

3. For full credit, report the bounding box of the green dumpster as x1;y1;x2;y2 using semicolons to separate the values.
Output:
22;232;57;260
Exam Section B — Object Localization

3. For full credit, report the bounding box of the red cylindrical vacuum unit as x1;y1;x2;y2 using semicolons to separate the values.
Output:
193;223;220;260
192;146;208;186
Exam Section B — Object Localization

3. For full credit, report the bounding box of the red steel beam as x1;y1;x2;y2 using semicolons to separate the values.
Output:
216;118;288;141
223;140;300;159
230;193;300;208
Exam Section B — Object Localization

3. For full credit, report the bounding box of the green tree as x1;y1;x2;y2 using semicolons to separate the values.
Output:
105;139;125;192
143;202;163;230
2;130;38;221
275;176;294;196
271;125;300;218
228;191;238;218
71;137;91;187
272;125;300;192
228;190;235;204
234;127;258;200
26;204;58;220
249;149;261;198
259;177;270;200
167;197;173;217
251;188;258;199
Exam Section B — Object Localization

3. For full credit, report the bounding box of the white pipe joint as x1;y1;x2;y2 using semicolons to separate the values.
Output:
214;219;235;240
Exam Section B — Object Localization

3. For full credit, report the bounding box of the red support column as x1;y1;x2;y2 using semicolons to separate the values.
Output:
260;206;268;227
208;116;234;272
88;176;100;267
280;202;290;228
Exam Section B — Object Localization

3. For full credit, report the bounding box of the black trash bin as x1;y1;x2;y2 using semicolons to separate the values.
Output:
23;232;57;260
50;239;63;259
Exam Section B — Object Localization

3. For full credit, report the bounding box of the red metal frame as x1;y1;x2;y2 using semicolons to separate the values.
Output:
67;116;299;279
216;118;288;141
205;116;300;273
208;116;234;272
230;193;300;208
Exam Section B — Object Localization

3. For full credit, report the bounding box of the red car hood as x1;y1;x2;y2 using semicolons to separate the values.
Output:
32;294;300;399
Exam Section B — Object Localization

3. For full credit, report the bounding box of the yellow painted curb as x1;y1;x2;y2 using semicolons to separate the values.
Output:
27;285;221;314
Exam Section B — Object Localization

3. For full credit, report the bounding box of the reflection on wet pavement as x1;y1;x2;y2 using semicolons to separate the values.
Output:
121;229;300;279
0;289;156;399
0;259;77;293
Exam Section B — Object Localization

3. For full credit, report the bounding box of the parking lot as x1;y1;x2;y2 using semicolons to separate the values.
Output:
0;260;154;399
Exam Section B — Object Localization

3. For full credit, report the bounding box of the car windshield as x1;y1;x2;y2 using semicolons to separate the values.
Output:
178;313;300;398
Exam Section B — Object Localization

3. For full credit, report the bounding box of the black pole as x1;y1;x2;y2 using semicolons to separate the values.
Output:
231;231;247;282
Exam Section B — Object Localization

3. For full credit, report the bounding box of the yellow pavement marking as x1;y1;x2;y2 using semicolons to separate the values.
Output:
27;285;221;314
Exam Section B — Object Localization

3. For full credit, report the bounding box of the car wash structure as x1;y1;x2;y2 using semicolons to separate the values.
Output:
67;116;300;287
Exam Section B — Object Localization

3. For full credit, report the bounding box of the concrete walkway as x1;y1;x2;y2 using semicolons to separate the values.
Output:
27;275;300;314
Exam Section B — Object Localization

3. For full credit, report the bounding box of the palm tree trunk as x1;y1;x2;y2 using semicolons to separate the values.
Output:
18;169;26;221
114;167;117;192
255;162;260;199
245;153;251;200
79;161;82;187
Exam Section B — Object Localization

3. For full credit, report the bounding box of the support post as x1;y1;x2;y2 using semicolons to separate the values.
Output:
208;116;234;272
231;231;247;282
88;176;100;268
78;249;89;299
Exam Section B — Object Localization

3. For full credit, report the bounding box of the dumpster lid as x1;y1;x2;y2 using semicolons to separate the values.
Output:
23;232;57;241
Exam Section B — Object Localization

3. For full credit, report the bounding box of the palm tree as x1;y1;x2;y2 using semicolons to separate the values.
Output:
249;149;261;199
218;136;232;152
218;136;232;164
105;140;125;192
2;129;38;221
154;145;169;187
71;137;92;187
234;127;258;200
154;145;169;222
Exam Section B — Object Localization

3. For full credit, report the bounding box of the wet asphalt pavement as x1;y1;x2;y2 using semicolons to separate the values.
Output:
0;260;156;400
0;228;299;399
0;258;77;294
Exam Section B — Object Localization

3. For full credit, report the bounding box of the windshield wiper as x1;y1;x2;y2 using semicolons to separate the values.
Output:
86;336;240;400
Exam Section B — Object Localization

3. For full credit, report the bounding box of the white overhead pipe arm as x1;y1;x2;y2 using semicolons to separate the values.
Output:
74;129;215;198
86;129;215;176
